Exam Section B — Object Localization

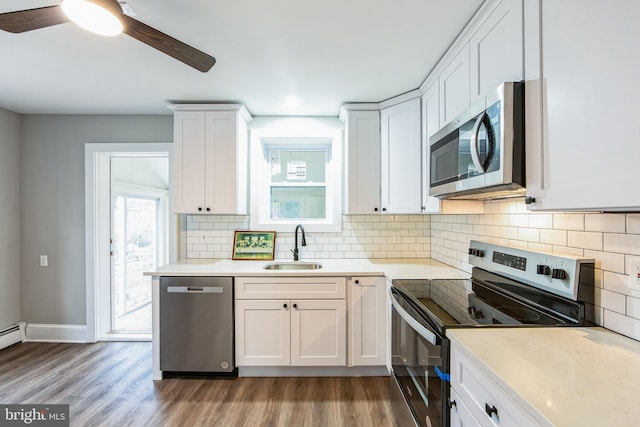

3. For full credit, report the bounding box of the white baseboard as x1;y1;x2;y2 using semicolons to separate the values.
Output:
25;324;88;343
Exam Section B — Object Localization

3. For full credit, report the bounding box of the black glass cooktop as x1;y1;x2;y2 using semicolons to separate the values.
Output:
392;267;587;334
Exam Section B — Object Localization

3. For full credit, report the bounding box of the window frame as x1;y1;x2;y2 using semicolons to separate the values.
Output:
250;128;342;233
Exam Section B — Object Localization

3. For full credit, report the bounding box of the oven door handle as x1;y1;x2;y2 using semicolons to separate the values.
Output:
389;287;437;345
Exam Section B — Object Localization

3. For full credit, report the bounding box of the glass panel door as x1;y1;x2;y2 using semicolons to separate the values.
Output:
112;195;157;332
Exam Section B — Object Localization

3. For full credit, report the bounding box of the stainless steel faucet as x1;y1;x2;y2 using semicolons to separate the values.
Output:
291;224;307;261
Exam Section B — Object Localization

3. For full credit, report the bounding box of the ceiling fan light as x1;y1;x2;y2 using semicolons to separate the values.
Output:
61;0;123;37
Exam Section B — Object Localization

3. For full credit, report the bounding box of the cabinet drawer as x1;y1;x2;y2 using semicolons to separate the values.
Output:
451;342;538;427
235;277;346;299
450;388;482;427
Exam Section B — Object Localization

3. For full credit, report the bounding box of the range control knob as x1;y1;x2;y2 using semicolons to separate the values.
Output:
468;306;484;319
552;268;568;280
536;264;551;275
468;248;485;257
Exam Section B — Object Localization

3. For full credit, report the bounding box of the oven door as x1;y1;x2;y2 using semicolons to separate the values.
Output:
390;286;449;427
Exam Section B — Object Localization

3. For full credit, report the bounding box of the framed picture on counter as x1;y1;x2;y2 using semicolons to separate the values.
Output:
232;231;276;260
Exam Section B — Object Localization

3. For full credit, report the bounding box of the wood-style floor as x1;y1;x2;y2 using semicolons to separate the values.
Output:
0;342;398;427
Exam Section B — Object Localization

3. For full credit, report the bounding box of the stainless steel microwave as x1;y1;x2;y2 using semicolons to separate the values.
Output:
429;82;525;199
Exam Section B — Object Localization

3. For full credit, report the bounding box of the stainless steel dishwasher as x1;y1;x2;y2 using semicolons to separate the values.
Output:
159;276;235;375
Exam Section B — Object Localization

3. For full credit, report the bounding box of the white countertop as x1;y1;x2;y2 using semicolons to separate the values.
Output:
447;327;640;427
145;258;469;280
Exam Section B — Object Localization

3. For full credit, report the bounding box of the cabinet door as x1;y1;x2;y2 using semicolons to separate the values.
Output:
290;299;346;366
235;299;290;366
525;0;640;210
450;389;482;427
421;80;445;213
439;43;470;128
469;0;524;103
380;98;422;214
173;111;207;213
205;111;241;214
344;110;381;214
349;277;387;366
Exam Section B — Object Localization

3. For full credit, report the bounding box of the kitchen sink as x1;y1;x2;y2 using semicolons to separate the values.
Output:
263;262;323;270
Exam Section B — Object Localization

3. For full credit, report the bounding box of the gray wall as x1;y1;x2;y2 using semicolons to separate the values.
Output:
20;115;172;325
0;108;21;329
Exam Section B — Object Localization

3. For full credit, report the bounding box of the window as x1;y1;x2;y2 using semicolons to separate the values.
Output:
250;126;342;232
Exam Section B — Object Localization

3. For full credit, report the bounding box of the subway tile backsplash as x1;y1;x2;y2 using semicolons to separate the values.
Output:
186;198;640;341
185;214;431;260
431;198;640;342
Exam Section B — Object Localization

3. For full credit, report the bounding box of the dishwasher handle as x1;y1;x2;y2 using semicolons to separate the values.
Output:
167;286;224;294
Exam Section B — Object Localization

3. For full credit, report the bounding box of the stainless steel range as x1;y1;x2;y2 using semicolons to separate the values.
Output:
389;241;595;427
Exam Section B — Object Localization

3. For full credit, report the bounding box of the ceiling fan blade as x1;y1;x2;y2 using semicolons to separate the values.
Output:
122;15;215;72
0;6;68;33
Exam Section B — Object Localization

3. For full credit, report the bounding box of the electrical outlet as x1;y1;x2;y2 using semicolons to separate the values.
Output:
392;232;401;244
40;255;48;267
629;257;640;288
200;231;208;241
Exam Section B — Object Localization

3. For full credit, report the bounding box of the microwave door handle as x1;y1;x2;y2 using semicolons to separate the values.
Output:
389;288;437;345
470;112;487;173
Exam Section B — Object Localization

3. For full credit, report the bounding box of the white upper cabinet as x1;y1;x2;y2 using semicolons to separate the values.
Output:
172;104;252;214
524;0;640;210
380;97;423;214
421;81;441;212
340;106;381;214
469;0;524;104
173;111;207;213
423;80;441;141
439;43;471;128
422;0;523;134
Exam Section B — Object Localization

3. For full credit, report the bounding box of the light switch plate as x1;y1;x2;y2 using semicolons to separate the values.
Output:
40;255;48;267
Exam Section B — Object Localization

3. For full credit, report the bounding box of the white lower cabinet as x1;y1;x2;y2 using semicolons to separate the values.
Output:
235;277;346;367
235;299;291;366
450;340;539;426
290;299;346;366
348;276;387;366
450;389;481;427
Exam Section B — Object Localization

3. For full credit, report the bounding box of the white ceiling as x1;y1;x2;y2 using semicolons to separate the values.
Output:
0;0;483;116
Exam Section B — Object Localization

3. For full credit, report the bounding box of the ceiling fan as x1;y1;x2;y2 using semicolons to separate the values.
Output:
0;0;216;72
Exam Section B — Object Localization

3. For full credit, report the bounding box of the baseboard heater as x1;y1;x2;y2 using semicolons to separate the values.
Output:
0;324;22;351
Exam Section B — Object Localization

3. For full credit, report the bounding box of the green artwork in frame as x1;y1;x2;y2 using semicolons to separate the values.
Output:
232;231;276;260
